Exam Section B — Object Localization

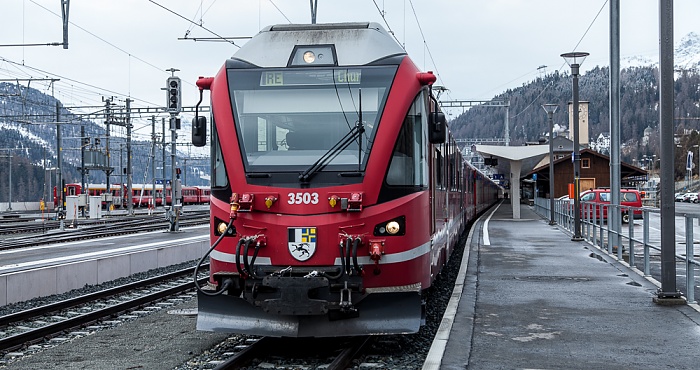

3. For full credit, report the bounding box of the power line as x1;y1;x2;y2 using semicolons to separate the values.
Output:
571;0;608;55
268;0;292;23
0;56;159;108
371;0;403;48
508;0;608;122
147;0;240;48
29;0;165;74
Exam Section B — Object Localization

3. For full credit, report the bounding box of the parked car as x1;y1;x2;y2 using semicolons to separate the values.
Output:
579;188;643;224
688;193;699;203
675;193;686;202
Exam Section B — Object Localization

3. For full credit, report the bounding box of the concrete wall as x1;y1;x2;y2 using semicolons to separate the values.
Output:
0;202;51;212
1;239;209;305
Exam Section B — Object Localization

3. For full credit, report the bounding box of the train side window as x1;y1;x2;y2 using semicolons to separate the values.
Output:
435;148;443;188
212;121;229;188
386;92;427;186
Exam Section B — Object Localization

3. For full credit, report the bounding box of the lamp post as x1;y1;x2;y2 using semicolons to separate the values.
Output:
694;144;700;186
561;51;589;241
542;104;558;225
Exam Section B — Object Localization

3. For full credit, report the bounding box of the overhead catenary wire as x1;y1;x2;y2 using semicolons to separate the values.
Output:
371;0;403;48
268;0;293;24
147;0;240;48
29;0;167;75
507;0;608;121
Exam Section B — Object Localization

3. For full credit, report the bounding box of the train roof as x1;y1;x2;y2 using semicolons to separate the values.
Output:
230;22;406;68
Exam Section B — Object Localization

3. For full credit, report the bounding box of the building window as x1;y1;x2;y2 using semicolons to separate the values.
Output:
582;158;590;168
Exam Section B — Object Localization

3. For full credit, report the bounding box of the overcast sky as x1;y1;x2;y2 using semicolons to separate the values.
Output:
2;0;700;136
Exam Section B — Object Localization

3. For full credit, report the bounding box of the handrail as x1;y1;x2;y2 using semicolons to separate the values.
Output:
533;196;699;304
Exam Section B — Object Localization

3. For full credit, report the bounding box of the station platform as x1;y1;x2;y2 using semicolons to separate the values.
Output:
425;200;700;369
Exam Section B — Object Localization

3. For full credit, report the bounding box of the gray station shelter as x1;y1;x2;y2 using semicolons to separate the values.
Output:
474;144;549;219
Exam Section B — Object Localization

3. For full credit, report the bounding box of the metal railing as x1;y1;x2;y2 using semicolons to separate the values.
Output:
533;197;700;303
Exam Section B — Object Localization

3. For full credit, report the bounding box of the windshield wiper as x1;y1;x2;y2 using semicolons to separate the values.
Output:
298;121;364;183
299;89;365;183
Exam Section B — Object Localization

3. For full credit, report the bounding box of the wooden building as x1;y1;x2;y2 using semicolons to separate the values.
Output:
527;148;648;199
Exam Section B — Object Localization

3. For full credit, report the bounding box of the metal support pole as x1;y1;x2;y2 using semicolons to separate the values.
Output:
1;151;12;212
104;97;112;212
80;125;86;217
655;0;682;302
542;104;557;225
609;0;622;253
151;115;157;212
504;105;510;146
548;110;555;225
169;115;180;232
126;98;133;216
56;101;64;230
685;217;695;303
572;67;583;241
162;117;167;207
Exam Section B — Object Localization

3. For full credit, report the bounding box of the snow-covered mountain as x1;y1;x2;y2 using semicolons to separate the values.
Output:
622;32;700;70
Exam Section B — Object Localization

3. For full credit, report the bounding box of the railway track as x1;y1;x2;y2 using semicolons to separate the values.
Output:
210;335;374;370
0;265;207;354
0;210;209;251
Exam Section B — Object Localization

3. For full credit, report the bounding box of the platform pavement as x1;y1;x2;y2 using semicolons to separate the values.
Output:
425;200;700;370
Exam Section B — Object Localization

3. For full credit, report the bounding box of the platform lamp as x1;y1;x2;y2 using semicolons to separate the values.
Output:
561;51;589;241
542;104;558;225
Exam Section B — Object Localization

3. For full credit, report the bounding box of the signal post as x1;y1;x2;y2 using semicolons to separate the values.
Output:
166;69;183;232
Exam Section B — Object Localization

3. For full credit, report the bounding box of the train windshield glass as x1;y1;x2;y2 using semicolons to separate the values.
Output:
228;66;397;173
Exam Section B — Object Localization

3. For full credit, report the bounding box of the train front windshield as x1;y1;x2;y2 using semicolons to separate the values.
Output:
228;66;397;175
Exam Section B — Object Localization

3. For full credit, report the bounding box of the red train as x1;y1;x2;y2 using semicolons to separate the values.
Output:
57;183;210;208
191;22;500;338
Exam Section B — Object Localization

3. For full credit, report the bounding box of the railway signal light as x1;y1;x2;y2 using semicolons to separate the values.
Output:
167;77;182;114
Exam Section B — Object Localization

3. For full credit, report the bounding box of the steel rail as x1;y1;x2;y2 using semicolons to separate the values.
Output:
0;273;208;352
0;265;205;328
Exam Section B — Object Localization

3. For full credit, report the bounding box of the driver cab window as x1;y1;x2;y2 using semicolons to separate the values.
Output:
386;91;428;186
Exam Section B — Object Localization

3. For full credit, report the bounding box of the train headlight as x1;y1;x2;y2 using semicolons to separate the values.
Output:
303;51;316;64
289;45;336;66
386;221;400;235
214;218;236;236
373;216;406;236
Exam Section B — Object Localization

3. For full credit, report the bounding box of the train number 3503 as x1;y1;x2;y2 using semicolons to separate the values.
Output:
288;192;319;205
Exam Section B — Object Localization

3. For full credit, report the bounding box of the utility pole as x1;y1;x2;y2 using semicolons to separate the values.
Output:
310;0;318;24
80;125;86;217
103;97;113;212
56;101;64;229
126;98;133;215
61;0;70;49
151;115;157;213
162;117;167;208
0;150;12;212
119;144;124;201
656;0;682;304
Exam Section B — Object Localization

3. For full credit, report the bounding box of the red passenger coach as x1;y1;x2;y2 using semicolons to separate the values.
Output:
191;22;500;338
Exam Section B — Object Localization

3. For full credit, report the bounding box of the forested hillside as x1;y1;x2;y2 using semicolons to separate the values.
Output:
450;66;700;167
0;82;208;203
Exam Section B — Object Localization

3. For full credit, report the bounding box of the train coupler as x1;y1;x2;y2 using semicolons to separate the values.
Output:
333;281;359;320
